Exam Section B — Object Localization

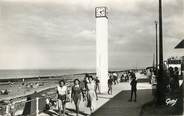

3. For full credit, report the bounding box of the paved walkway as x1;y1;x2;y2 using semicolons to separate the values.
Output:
92;89;152;116
39;81;153;116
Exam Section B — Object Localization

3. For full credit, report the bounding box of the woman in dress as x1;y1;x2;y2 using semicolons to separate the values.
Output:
86;76;96;114
71;79;82;116
57;80;68;116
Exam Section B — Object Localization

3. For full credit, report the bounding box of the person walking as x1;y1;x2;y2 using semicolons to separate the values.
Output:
86;76;96;114
81;75;89;101
174;67;179;89
95;76;100;100
169;67;180;98
71;79;82;116
113;73;118;85
57;80;68;116
120;73;124;82
108;75;113;95
169;67;175;94
129;74;137;102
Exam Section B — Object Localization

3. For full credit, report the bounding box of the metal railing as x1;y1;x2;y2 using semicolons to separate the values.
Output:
1;95;57;116
1;87;71;116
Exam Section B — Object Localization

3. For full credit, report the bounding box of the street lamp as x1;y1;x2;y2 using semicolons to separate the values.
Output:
158;0;163;76
156;0;165;104
154;20;158;74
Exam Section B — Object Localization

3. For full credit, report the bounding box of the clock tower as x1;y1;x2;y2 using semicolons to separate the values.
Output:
95;7;108;93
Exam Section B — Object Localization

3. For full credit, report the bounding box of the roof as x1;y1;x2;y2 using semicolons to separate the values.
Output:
175;39;184;49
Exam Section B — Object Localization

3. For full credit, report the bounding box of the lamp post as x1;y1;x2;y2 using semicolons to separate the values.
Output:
158;0;163;76
153;53;155;68
157;0;164;104
155;20;158;74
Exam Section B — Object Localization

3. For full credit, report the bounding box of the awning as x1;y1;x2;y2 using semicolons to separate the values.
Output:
175;39;184;49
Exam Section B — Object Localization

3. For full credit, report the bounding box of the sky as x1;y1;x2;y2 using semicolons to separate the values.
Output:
0;0;183;70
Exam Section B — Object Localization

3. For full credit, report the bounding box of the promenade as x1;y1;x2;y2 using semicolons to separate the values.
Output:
39;80;153;116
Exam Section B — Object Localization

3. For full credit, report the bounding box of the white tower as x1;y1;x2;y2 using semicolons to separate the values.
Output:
95;7;108;93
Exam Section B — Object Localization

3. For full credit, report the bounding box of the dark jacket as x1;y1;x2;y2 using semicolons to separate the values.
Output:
130;79;137;90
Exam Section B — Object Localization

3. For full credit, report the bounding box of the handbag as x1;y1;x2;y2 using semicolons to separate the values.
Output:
65;95;70;103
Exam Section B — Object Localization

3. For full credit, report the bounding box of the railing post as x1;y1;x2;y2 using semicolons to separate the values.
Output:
36;97;39;116
5;104;10;115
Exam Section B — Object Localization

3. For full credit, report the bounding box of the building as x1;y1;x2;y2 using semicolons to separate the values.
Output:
175;39;184;49
174;39;184;75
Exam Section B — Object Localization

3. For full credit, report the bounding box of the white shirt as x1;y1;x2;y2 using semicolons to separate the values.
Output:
57;85;67;95
87;81;95;91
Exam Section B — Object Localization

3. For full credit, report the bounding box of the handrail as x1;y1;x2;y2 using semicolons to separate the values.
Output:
3;96;49;116
2;90;71;116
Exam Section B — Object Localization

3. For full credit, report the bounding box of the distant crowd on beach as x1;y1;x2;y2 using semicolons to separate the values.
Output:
2;71;139;116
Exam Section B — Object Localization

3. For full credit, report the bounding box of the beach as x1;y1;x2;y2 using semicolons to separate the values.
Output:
14;72;152;116
0;69;126;115
0;72;88;101
0;69;128;101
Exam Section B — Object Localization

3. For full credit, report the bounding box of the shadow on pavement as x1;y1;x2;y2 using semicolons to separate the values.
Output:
66;108;89;116
140;83;183;116
91;89;152;116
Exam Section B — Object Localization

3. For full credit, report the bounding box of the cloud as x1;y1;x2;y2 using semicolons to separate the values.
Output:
75;30;95;40
0;0;183;69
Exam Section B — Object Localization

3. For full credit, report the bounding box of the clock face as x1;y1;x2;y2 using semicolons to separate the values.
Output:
95;7;106;18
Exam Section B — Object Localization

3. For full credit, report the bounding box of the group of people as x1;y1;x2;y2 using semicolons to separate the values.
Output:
120;72;130;82
55;72;126;116
149;66;181;103
3;71;137;116
107;72;123;95
55;74;100;116
108;71;137;101
167;67;180;98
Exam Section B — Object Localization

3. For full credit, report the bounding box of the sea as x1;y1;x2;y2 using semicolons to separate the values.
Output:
0;69;95;79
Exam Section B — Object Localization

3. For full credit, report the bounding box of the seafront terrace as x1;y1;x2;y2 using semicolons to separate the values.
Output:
2;72;183;116
0;73;154;116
